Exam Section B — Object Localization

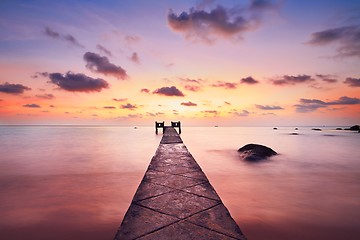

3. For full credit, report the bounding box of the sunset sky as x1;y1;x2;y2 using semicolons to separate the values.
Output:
0;0;359;126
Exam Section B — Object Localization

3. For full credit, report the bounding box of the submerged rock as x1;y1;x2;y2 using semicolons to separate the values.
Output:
238;144;277;161
345;125;359;131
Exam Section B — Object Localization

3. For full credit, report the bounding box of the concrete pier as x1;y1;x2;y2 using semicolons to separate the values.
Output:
114;127;246;240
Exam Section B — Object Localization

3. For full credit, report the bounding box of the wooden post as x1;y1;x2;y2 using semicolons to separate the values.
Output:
155;121;164;134
171;121;181;134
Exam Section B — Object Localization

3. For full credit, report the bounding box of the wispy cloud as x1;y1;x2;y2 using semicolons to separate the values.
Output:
233;109;250;117
35;93;55;99
181;101;197;106
140;88;150;93
83;52;128;80
270;75;314;86
255;104;283;110
44;27;84;48
23;103;41;108
96;44;112;57
153;86;185;97
0;82;31;94
344;77;360;87
316;74;338;83
180;77;204;92
307;25;360;58
295;96;360;112
146;112;165;117
121;103;138;110
47;72;109;92
211;81;238;89
112;98;128;102
103;106;116;109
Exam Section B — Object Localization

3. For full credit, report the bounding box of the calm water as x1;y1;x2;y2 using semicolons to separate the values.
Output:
0;126;359;240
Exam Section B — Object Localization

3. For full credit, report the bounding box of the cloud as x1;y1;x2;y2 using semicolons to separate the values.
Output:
47;71;109;92
44;27;84;48
130;52;140;63
270;75;314;86
181;101;197;106
153;86;185;97
23;103;41;108
96;44;112;57
255;104;283;110
295;96;360;112
103;106;116;109
146;112;165;117
124;35;141;44
128;113;143;118
180;77;204;91
0;82;31;94
344;77;360;87
202;110;219;116
224;101;231;105
112;98;128;102
211;81;238;89
167;1;278;43
240;76;259;84
307;25;360;58
121;103;137;110
83;52;128;80
316;74;338;83
234;110;250;117
141;88;150;93
35;93;55;99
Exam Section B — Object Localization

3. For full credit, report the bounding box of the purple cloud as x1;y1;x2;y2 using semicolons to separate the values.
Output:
307;25;360;58
344;77;360;87
44;27;84;48
35;93;55;99
112;98;128;102
255;104;283;110
271;75;314;86
240;76;259;85
211;81;238;89
153;86;185;97
146;112;165;117
121;103;137;110
295;96;360;112
233;110;250;117
103;106;116;109
316;74;338;83
48;72;109;92
141;88;150;93
0;82;31;94
96;44;112;57
23;103;41;108
130;52;140;63
181;101;197;106
167;1;278;43
83;52;128;80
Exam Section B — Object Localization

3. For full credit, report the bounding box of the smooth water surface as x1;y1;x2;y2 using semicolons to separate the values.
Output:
1;126;360;239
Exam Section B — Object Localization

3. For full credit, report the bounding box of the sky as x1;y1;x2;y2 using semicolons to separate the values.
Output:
0;0;359;126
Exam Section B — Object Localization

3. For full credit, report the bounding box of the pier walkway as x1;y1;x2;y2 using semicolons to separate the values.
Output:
114;127;246;240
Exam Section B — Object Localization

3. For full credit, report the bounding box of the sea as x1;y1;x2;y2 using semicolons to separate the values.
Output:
0;125;359;240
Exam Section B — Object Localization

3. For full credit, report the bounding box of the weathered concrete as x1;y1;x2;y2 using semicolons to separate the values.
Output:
114;127;246;240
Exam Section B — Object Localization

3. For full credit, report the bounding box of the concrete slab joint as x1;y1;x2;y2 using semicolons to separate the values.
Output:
114;127;246;240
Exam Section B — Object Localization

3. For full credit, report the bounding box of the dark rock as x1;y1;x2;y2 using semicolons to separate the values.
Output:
238;144;277;161
336;128;342;130
295;128;298;130
312;128;322;131
289;133;299;135
345;125;359;131
273;127;278;130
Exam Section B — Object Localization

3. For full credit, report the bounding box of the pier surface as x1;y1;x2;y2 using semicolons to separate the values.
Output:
114;127;246;240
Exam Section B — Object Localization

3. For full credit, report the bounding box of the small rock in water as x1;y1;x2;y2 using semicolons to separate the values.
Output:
312;128;322;131
336;128;342;130
238;144;277;161
344;125;359;131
